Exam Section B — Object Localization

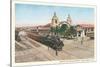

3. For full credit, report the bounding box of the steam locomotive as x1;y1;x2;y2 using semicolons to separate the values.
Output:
27;32;64;51
15;29;64;51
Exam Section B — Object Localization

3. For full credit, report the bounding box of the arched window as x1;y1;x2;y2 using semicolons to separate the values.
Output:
55;20;57;24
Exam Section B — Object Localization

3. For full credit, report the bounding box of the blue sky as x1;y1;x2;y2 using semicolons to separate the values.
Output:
15;4;94;26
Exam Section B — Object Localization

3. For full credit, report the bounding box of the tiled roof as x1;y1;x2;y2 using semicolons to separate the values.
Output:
78;24;94;28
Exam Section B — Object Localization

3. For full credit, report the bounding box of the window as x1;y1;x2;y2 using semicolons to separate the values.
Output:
55;20;57;24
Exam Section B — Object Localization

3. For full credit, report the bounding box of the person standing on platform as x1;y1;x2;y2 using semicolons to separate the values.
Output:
80;30;85;45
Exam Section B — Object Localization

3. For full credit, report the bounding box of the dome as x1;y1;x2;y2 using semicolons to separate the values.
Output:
52;12;58;20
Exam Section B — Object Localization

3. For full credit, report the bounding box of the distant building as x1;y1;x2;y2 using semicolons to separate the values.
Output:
77;24;94;32
32;12;94;37
51;12;72;28
76;24;94;36
50;12;72;35
35;12;72;35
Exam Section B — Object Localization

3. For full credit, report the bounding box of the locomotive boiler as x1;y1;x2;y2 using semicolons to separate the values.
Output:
27;32;64;51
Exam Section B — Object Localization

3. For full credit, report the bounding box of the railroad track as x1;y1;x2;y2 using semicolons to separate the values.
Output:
15;37;57;62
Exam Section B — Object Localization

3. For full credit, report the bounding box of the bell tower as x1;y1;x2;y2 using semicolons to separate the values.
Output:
51;12;59;27
67;14;72;25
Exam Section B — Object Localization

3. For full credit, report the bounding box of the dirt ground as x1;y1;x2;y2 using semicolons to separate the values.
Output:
15;37;94;63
